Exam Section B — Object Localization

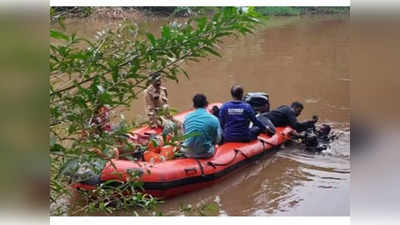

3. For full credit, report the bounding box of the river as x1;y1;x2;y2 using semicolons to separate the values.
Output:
60;13;350;216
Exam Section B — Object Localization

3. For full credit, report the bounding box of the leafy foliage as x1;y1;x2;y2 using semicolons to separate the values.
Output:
49;7;260;215
70;170;160;216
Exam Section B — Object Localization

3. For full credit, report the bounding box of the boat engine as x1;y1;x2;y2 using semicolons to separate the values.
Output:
244;92;270;113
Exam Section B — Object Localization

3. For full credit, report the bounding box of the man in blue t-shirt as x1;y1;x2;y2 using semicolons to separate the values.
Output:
219;85;273;142
182;94;222;158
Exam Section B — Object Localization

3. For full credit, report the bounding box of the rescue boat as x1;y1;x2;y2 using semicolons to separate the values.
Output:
73;103;293;198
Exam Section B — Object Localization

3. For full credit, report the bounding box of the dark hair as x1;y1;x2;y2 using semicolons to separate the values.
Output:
231;85;244;100
150;72;161;82
291;101;304;109
193;94;208;108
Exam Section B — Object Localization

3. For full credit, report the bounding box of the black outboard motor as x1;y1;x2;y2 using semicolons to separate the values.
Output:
244;92;270;113
244;92;275;135
211;105;220;118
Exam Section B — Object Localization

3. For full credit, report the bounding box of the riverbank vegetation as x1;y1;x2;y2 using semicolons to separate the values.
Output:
50;6;350;22
255;7;350;16
50;7;261;216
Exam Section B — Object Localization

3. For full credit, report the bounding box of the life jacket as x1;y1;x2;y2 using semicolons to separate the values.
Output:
144;145;176;163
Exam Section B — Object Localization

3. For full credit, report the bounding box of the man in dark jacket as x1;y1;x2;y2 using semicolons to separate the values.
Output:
263;102;318;135
219;85;274;142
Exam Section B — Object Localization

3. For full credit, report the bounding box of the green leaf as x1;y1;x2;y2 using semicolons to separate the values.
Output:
150;139;159;148
214;32;232;38
49;55;59;63
50;30;69;41
57;16;66;30
161;26;171;39
101;179;124;188
172;131;201;143
111;66;119;82
99;91;113;105
181;68;190;79
239;27;253;34
196;17;208;31
146;33;156;46
182;131;201;140
203;47;222;57
68;124;78;135
69;52;89;61
76;37;95;48
50;143;66;153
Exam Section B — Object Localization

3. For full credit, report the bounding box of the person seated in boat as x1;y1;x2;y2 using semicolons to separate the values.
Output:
261;101;318;136
144;72;169;128
219;85;275;143
92;105;112;133
181;94;222;158
81;104;112;139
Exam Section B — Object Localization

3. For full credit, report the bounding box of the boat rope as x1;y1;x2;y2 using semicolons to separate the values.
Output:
236;148;249;159
260;139;266;150
207;149;247;168
258;138;277;149
194;158;206;176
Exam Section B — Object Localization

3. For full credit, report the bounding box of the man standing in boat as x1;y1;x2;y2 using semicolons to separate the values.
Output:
144;72;169;128
219;85;274;143
182;94;222;158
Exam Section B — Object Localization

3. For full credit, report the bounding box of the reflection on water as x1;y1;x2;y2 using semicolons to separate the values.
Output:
60;14;350;216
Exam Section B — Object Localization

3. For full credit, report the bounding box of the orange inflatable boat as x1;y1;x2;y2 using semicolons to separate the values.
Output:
73;103;293;198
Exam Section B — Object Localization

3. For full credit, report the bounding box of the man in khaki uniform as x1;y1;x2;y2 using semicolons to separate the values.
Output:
144;73;169;128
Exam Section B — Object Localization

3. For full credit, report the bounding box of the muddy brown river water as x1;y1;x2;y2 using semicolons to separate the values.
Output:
61;14;350;216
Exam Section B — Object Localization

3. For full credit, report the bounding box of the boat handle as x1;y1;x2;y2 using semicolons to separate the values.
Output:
207;149;248;168
184;168;197;175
